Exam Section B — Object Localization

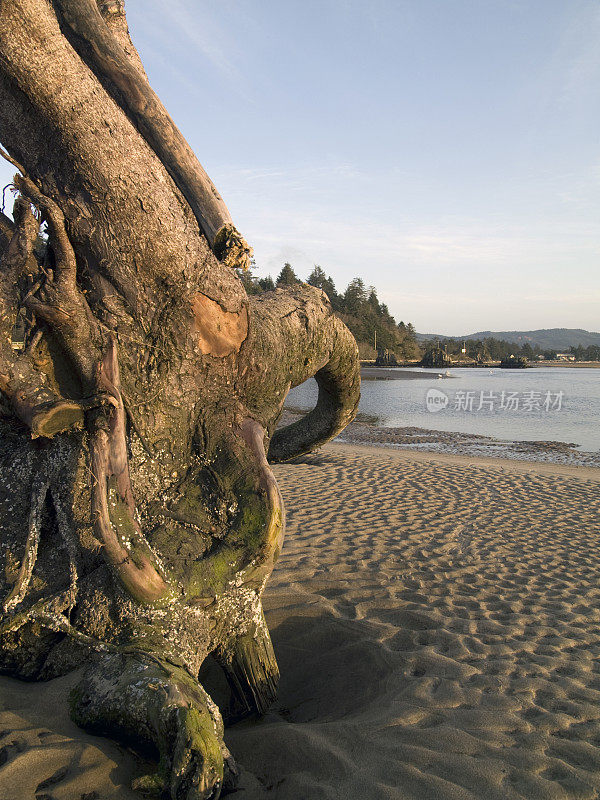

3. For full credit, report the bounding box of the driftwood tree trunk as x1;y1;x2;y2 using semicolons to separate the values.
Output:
0;1;359;797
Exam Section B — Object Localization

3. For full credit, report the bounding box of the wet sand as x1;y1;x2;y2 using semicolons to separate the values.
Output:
282;408;600;468
361;367;447;380
1;443;600;799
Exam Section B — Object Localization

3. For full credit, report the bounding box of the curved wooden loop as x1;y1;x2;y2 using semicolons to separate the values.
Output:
267;311;361;463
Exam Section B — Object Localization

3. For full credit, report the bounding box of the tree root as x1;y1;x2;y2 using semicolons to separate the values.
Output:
71;650;236;800
0;189;66;432
1;444;80;618
2;472;49;613
15;175;99;386
90;336;172;604
0;176;101;437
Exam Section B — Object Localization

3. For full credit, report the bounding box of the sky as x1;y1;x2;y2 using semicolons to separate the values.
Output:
1;0;599;334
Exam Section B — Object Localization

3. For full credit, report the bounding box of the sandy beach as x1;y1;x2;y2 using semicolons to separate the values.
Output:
2;442;600;799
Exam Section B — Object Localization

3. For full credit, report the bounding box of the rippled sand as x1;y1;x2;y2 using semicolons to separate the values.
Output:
231;445;600;799
1;443;600;799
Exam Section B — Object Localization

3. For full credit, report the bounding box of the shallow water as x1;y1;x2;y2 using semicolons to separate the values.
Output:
286;367;600;452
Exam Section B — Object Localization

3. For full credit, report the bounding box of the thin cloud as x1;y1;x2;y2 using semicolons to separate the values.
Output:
129;0;240;83
217;163;366;191
532;2;600;113
243;205;600;270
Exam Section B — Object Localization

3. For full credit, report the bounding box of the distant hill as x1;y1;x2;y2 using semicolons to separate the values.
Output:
416;328;600;350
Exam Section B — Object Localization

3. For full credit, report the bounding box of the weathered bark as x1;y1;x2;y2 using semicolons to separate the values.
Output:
0;1;360;797
52;0;252;269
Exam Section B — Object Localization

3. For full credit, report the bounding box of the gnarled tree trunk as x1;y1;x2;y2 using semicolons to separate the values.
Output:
0;1;360;797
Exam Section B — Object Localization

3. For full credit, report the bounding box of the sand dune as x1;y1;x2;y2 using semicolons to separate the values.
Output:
1;443;600;799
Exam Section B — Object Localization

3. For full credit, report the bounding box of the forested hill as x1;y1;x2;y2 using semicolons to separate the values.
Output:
417;328;600;350
237;263;421;360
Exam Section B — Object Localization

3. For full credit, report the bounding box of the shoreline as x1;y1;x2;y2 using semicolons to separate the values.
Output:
361;367;449;380
362;361;600;370
329;440;600;480
281;408;600;468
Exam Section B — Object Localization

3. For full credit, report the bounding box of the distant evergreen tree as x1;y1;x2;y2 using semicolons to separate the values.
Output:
257;275;275;291
379;303;395;326
588;346;600;360
307;265;339;306
343;277;367;313
367;288;380;315
521;343;534;359
235;266;262;295
307;265;327;288
276;262;300;286
569;345;600;361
